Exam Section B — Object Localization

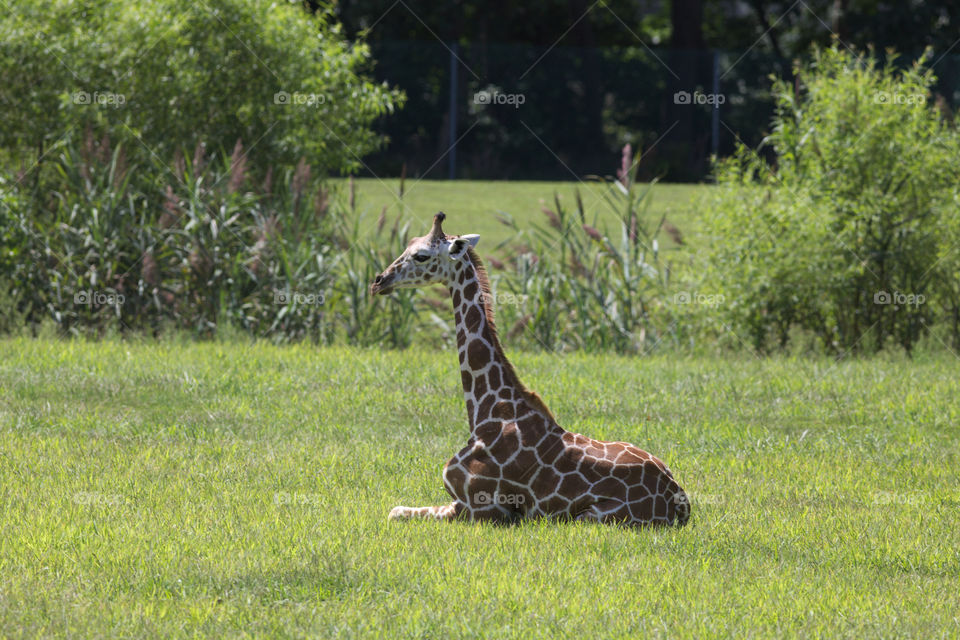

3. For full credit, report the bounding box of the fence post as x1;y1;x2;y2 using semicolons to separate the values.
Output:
448;42;458;180
711;50;720;158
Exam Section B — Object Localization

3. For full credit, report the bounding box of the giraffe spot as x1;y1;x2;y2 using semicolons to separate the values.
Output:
491;401;514;421
553;450;581;474
630;496;655;521
579;457;604;478
595;458;619;477
488;366;501;390
476;394;496;423
469;477;498;502
455;311;462;325
529;466;562;497
458;270;466;284
536;434;563;464
611;463;637;481
475;421;500;442
584;443;606;459
465;398;475;418
488;425;519;464
502;448;538;479
642;464;660;493
629;482;651;504
605;442;626;457
467;339;490;371
568;494;596;518
453;290;461;307
558;473;590;497
540;494;572;516
658;473;675;495
592;477;628;498
473;373;488;398
654;497;668;520
500;479;533;502
443;465;467;499
499;387;513;400
517;416;548;447
463;280;478;301
457;329;466;345
467;457;498;478
465;306;482;333
615;446;649;464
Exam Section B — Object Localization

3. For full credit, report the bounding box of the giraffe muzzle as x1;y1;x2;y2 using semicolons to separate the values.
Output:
369;272;395;296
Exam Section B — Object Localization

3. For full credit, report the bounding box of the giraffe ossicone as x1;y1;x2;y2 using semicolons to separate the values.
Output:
371;212;690;527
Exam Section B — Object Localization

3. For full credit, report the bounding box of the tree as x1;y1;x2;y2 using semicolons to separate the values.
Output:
0;0;404;182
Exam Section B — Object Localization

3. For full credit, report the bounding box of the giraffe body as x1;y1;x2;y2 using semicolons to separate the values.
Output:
373;213;689;527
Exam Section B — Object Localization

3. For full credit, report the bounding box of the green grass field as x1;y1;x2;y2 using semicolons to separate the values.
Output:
3;337;958;637
339;178;707;248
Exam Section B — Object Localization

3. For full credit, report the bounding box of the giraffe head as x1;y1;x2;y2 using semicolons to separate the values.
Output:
370;212;480;296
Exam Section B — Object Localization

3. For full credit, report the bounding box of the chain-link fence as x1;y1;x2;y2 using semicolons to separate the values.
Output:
364;41;960;181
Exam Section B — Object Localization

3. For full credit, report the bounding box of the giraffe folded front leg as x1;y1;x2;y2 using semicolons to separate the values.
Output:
388;501;462;521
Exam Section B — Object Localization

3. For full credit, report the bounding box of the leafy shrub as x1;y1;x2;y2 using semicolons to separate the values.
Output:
700;45;960;353
0;0;402;184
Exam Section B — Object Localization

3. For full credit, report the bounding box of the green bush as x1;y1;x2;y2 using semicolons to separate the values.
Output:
0;0;416;345
0;0;402;184
700;45;960;353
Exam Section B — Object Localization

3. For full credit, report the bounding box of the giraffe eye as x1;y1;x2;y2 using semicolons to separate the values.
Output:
414;253;430;263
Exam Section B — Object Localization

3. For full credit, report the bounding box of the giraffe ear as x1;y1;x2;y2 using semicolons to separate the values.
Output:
448;234;480;259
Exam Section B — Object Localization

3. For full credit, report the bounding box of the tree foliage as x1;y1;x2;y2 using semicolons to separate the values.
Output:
701;45;960;353
0;0;403;180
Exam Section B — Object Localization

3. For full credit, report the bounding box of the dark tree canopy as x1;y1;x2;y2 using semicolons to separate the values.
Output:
329;0;958;56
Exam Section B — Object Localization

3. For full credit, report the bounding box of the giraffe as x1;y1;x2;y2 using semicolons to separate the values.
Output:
370;213;690;527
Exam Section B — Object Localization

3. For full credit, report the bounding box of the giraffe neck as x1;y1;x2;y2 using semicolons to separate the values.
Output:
449;254;523;434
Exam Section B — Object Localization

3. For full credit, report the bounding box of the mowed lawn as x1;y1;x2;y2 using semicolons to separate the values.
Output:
336;178;707;248
2;338;958;637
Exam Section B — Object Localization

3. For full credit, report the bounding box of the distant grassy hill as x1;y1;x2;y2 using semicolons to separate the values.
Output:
337;178;709;250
